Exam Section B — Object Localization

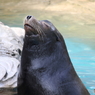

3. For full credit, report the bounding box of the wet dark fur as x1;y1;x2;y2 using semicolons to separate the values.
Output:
17;16;90;95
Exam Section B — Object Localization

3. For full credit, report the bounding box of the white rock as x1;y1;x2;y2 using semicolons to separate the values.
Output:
0;22;23;59
11;27;25;37
0;57;20;88
0;22;23;88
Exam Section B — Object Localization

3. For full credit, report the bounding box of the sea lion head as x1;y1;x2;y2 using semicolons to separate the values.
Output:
24;16;65;56
24;16;62;41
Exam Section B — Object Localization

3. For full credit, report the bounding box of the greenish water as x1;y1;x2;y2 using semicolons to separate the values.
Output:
0;0;95;95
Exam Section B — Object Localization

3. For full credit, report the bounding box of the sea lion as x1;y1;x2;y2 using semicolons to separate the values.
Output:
17;16;90;95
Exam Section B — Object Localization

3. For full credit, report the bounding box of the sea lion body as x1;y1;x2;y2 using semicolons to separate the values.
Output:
17;16;90;95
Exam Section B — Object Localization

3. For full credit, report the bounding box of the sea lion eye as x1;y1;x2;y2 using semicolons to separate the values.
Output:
43;22;50;28
56;36;59;41
45;23;49;27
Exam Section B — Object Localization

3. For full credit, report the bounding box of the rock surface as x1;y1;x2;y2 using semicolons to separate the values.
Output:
0;22;24;88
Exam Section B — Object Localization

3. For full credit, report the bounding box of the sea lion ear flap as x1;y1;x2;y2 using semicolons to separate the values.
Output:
54;29;63;41
51;27;62;41
55;34;60;41
51;24;63;41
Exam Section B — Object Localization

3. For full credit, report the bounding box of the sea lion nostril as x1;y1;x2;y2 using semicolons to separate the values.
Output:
27;16;32;20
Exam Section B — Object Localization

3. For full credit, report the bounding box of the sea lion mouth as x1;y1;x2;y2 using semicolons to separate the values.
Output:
24;23;38;35
24;24;34;30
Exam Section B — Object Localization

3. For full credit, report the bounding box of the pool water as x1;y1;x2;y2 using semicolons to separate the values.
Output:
0;0;95;95
65;39;95;95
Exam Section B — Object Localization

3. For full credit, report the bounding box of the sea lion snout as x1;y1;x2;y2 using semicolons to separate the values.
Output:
24;16;49;39
24;16;40;36
24;15;37;26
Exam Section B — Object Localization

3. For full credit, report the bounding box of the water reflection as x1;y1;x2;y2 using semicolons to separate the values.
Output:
0;0;95;95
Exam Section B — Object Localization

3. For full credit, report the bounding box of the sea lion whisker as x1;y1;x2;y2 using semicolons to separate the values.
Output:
37;27;44;40
31;24;39;34
36;28;42;39
32;20;46;37
38;26;46;36
37;26;46;41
